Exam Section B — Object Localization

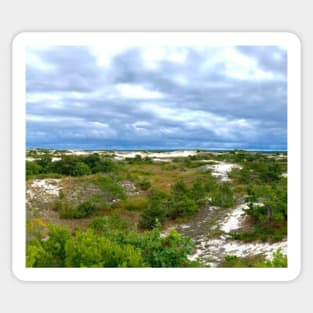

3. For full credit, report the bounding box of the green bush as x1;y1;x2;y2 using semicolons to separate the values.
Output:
26;161;42;177
190;179;207;204
73;201;98;218
26;220;198;268
53;199;76;219
210;182;235;208
237;177;287;242
119;198;148;211
91;158;116;173
168;194;198;219
139;204;166;229
137;228;195;267
89;215;129;234
28;225;72;267
65;229;144;267
220;254;266;268
139;190;171;229
138;179;151;191
72;162;91;176
257;249;287;267
53;200;98;219
90;174;126;201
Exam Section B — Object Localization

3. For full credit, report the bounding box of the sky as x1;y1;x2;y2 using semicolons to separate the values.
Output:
26;44;287;151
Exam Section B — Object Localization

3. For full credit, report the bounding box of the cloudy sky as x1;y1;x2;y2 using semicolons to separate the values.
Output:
26;44;287;150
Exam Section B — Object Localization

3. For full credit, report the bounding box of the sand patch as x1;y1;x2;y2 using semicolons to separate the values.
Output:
205;162;242;182
30;179;61;196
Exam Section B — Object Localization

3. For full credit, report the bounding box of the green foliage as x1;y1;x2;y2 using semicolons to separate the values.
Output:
26;239;48;267
36;155;52;169
85;154;117;173
53;199;76;219
138;179;152;191
27;173;64;180
190;179;207;205
168;194;198;219
26;150;288;268
90;174;126;201
229;158;284;185
87;194;109;209
118;198;148;211
232;220;286;242
171;180;188;195
91;216;196;267
27;225;72;267
89;215;129;234
220;254;267;268
72;162;91;176
220;248;287;268
26;161;42;177
73;201;98;218
257;249;287;267
135;228;195;267
65;229;144;267
26;218;198;268
139;179;209;229
53;200;98;219
26;153;120;178
210;182;235;208
235;177;287;242
139;191;168;229
49;156;92;176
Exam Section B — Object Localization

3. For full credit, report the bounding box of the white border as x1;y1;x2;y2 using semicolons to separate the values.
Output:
12;32;301;281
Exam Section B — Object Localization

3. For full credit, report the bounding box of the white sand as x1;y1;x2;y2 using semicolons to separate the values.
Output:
222;240;287;260
205;162;242;181
30;179;61;196
220;204;248;233
113;150;198;160
187;201;286;265
190;236;287;265
64;150;92;156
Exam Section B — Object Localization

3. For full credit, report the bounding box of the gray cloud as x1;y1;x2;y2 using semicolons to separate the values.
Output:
26;45;287;150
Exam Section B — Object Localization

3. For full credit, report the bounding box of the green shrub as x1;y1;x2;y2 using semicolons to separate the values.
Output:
91;158;116;173
26;161;42;177
53;200;98;219
65;229;144;267
210;182;235;208
28;225;72;267
90;174;126;201
168;194;198;219
36;155;52;170
72;162;91;176
119;198;148;211
139;204;166;229
139;190;171;229
220;254;266;267
138;179;151;191
26;219;199;268
257;249;287;267
190;179;207;204
26;239;48;267
89;215;129;234
53;200;76;219
73;201;98;218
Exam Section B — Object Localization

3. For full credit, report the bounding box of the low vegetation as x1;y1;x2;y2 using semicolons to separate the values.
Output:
220;249;287;268
26;149;288;267
27;216;201;268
